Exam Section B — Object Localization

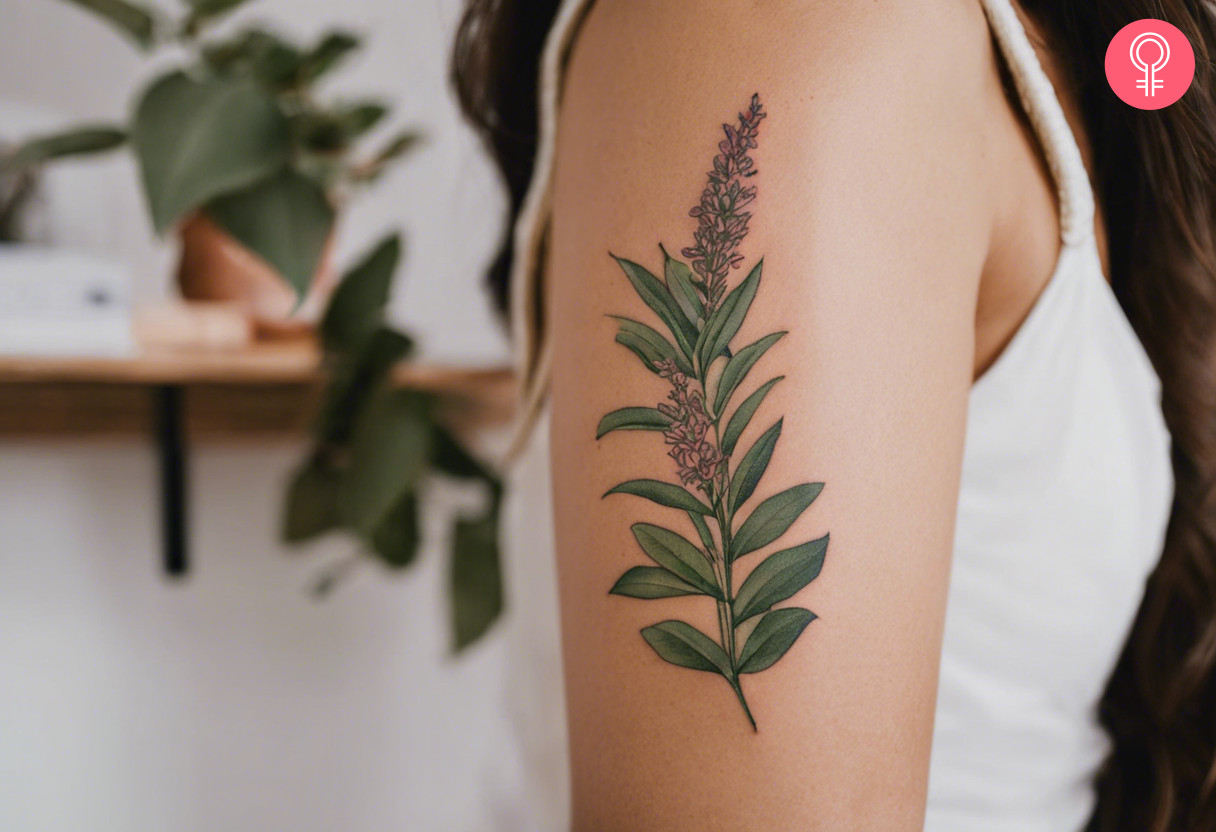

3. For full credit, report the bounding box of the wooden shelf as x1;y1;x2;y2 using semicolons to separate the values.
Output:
0;334;516;577
0;337;515;438
0;339;323;386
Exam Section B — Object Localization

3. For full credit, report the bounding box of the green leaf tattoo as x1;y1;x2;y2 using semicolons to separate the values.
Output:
597;94;829;730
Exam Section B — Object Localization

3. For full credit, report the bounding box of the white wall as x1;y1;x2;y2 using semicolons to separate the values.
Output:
0;1;535;830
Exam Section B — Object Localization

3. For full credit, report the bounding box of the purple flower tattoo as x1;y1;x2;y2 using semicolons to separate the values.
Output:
681;93;766;311
597;93;829;730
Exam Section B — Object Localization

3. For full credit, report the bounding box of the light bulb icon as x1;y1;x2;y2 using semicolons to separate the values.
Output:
1130;31;1170;97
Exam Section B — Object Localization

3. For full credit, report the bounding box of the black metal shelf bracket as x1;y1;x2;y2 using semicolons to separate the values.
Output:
154;384;188;577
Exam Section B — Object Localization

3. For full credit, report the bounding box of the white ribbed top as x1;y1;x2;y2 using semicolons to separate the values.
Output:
499;1;1175;829
925;2;1172;829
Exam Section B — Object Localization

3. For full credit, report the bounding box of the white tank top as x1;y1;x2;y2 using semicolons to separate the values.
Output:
497;1;1176;829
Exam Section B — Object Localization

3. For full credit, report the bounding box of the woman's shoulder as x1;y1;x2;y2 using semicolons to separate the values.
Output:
560;0;997;299
572;0;993;109
565;0;996;183
545;6;993;826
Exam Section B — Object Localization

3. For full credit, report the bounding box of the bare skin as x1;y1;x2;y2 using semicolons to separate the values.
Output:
545;0;1096;827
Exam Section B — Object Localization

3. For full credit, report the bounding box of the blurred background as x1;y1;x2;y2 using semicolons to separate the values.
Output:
0;0;561;830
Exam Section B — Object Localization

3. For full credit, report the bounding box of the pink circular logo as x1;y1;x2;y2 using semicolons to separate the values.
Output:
1105;19;1195;110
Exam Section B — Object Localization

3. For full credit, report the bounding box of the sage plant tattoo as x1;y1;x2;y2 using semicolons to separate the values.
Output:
597;94;828;730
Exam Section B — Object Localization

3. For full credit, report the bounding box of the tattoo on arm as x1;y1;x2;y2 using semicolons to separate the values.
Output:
597;94;829;731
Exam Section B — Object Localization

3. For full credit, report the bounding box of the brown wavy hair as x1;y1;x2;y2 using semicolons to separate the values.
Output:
1017;3;1216;830
452;1;1216;828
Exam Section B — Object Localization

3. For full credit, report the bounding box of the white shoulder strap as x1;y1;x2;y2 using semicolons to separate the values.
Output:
505;0;595;459
980;0;1097;245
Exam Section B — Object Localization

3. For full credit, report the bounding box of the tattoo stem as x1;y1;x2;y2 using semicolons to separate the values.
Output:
709;404;752;726
707;477;737;711
730;677;757;732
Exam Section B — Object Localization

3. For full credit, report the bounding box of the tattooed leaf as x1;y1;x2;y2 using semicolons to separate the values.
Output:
702;355;728;416
731;483;825;561
612;316;694;376
714;332;786;414
605;480;714;515
688;511;717;554
729;418;783;513
610;566;702;599
697;259;761;371
641;620;734;677
596;407;673;439
733;535;829;623
692;314;714;375
632;523;722;598
611;255;697;362
721;376;784;456
661;244;704;327
738;608;816;674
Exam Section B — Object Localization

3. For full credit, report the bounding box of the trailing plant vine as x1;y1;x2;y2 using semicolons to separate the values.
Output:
597;94;828;729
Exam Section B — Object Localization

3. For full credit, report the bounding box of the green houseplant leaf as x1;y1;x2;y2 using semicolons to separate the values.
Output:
435;421;505;649
185;0;251;15
314;326;412;445
337;390;432;535
320;234;400;353
369;492;420;568
733;535;829;623
132;70;291;232
737;608;816;674
631;523;721;598
282;456;341;543
641;620;734;677
720;376;783;456
205;168;335;299
4;126;126;170
293;102;388;154
313;234;408;447
201;29;302;87
182;0;253;33
605;480;714;515
610;566;702;599
298;31;361;84
450;497;504;650
61;0;158;48
596;407;673;439
430;426;494;482
351;131;422;184
731;483;825;561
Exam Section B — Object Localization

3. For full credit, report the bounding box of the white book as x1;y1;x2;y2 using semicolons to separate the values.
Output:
0;245;135;357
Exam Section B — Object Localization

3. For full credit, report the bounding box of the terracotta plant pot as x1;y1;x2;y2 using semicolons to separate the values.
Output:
176;212;336;337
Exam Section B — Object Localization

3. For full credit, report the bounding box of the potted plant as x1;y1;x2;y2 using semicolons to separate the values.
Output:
1;0;508;649
2;0;417;328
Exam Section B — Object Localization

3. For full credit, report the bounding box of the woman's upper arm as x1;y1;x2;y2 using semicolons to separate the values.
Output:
546;2;992;828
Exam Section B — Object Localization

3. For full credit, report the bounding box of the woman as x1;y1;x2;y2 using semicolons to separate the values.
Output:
455;0;1216;829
